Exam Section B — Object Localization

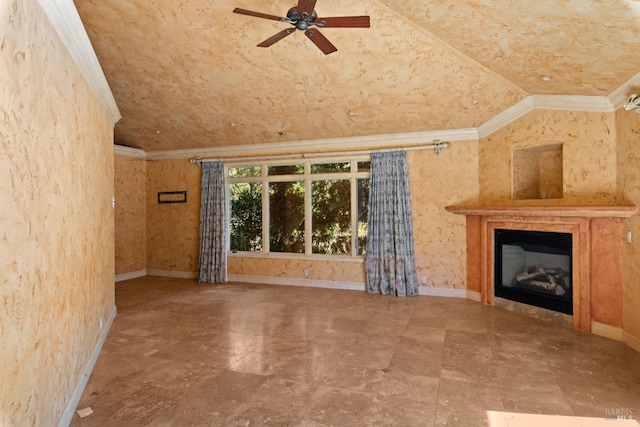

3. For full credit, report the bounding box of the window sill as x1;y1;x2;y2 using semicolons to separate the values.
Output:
227;251;365;263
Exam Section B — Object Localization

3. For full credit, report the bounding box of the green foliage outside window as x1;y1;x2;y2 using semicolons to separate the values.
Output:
269;181;305;253
357;178;369;255
229;182;262;252
228;161;369;256
312;179;351;254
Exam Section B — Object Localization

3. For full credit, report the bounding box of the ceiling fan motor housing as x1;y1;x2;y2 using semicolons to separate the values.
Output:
287;7;318;30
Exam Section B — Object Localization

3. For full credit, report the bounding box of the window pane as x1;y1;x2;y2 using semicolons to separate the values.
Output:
228;166;261;177
268;164;304;175
312;179;351;255
358;161;370;172
357;178;369;256
310;162;350;174
229;182;262;252
269;181;304;253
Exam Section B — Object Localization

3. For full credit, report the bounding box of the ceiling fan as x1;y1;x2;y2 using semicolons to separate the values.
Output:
233;0;370;55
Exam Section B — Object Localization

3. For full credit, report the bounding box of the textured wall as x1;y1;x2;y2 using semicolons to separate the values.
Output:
408;143;479;289
512;147;541;200
114;155;147;275
145;159;370;281
146;159;201;272
617;108;640;344
228;256;365;284
145;145;479;291
512;144;563;200
480;110;618;205
0;1;115;425
539;149;563;199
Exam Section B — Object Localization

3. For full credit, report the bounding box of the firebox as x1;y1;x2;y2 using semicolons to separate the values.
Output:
494;229;573;315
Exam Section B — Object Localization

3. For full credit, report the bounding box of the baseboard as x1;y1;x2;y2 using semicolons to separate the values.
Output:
58;305;116;427
418;287;467;298
146;270;196;279
466;290;482;302
227;275;469;297
624;331;640;353
115;269;147;282
228;274;365;291
591;321;624;342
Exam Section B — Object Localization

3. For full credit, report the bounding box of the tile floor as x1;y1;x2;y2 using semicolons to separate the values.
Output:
70;277;640;426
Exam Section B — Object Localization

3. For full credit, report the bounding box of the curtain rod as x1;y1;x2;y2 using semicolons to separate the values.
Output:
189;140;450;166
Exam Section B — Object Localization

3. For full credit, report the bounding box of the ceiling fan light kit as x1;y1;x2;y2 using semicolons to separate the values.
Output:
233;0;370;55
623;93;640;114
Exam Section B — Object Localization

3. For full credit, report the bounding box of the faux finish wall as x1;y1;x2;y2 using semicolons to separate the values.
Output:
144;143;479;290
1;1;115;425
114;155;147;275
408;143;479;289
227;256;366;284
146;159;201;273
617;108;640;345
480;110;618;205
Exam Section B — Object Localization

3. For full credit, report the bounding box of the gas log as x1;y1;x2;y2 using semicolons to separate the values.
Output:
512;265;570;296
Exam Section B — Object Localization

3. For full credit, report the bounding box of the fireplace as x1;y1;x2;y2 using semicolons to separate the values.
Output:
446;204;633;332
494;229;572;315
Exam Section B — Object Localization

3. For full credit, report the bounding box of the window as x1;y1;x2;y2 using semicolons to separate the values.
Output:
229;182;262;251
269;180;305;253
227;158;370;257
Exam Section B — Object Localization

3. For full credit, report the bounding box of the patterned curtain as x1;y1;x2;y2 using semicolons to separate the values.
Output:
197;161;227;283
365;151;419;296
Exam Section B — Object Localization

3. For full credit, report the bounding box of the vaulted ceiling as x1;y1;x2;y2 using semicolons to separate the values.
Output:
73;0;640;153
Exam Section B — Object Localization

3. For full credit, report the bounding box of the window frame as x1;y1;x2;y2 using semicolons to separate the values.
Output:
225;156;370;260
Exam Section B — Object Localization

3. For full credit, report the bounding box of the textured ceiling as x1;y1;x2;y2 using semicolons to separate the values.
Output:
73;0;640;153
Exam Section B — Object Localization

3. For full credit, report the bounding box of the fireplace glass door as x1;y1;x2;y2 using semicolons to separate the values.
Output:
494;229;572;315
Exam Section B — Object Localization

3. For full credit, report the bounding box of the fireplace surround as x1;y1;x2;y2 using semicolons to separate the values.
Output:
446;205;635;332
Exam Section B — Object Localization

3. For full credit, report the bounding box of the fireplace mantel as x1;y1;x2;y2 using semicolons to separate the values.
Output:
446;204;636;218
446;203;636;333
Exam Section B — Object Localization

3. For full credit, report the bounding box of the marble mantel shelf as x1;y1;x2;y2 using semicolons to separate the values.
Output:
445;204;636;218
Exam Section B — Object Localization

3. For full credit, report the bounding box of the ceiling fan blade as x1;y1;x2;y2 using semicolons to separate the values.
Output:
297;0;317;16
305;29;337;55
316;16;370;28
233;8;284;21
257;28;296;47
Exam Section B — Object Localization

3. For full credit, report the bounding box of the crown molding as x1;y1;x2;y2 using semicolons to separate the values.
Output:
608;72;640;109
478;94;615;138
37;0;121;125
114;145;146;159
532;95;615;112
145;128;479;160
477;97;535;139
129;81;632;158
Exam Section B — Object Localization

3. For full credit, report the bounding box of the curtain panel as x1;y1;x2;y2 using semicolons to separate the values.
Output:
197;161;227;283
365;151;419;297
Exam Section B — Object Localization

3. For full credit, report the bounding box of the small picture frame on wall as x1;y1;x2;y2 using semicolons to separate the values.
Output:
157;191;187;204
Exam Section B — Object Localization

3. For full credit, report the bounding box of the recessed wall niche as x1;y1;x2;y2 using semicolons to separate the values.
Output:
512;143;563;200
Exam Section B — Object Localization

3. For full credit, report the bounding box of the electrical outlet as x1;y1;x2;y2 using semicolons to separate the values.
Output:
303;269;309;277
99;316;104;330
421;276;427;284
627;231;633;243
